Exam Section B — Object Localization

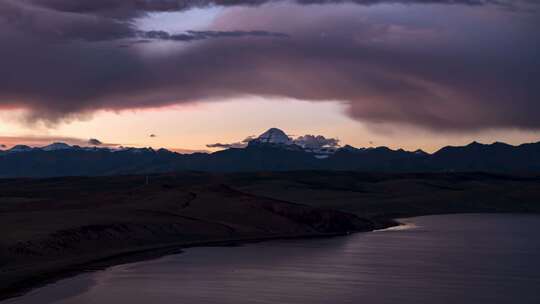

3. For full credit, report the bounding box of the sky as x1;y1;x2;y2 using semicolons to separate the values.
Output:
0;0;539;153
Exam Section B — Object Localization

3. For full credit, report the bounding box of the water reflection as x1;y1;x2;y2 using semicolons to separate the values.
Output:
5;214;540;304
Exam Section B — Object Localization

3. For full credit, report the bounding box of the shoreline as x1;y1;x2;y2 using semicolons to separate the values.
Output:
3;212;539;302
3;170;539;302
0;221;399;302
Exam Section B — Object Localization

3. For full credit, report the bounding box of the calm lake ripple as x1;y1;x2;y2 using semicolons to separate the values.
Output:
5;214;540;304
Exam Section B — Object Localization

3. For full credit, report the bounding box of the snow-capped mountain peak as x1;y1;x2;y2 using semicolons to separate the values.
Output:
254;128;292;145
247;128;342;159
42;142;73;151
8;145;33;153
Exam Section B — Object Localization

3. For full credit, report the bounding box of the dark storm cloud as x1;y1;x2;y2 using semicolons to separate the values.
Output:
0;0;539;131
25;0;507;19
0;1;287;43
1;1;133;42
139;30;288;41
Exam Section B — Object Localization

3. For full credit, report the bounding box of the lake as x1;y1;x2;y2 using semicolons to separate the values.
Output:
5;214;540;304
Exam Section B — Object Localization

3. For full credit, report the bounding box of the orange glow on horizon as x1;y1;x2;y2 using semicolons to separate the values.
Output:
1;98;540;153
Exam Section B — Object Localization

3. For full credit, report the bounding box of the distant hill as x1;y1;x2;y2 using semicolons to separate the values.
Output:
1;128;539;177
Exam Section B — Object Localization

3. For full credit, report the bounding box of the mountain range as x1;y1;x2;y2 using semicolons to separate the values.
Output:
1;128;540;177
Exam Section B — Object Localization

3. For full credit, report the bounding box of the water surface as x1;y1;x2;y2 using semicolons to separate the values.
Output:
6;214;540;304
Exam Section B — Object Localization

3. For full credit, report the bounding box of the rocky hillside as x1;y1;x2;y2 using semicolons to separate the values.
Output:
0;173;372;299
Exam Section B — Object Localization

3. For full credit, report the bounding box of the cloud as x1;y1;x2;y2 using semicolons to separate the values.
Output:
242;136;256;143
206;136;257;149
169;147;210;154
0;135;117;148
138;30;288;42
0;144;6;148
0;1;287;44
0;1;134;42
0;0;539;131
24;0;510;19
208;133;340;150
206;142;246;149
88;138;103;145
294;135;340;149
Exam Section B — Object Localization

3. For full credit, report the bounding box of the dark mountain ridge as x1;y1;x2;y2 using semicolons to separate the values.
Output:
1;137;539;177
